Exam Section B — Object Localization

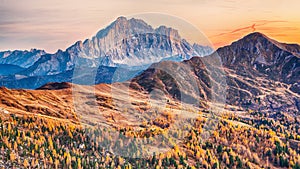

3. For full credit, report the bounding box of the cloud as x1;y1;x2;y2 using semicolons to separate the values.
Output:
207;20;300;48
211;20;288;38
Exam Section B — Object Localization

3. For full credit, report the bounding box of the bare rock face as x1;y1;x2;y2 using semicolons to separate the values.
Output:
70;17;212;67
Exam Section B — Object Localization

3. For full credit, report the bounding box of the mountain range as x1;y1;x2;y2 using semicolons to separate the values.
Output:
0;31;298;119
0;17;212;89
0;17;299;113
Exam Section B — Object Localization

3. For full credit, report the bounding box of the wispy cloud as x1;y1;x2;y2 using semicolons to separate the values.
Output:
211;20;287;38
211;24;256;38
207;19;300;48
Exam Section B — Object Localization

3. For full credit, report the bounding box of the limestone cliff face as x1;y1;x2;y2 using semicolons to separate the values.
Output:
69;17;212;67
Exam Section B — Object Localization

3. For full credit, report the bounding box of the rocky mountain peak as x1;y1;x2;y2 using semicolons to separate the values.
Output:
229;32;275;49
215;32;299;86
95;16;154;39
230;32;300;56
65;17;213;67
241;32;268;40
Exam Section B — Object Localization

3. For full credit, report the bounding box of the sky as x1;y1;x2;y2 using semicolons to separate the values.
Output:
0;0;300;53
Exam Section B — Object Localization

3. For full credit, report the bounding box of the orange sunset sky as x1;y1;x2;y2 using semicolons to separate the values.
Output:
0;0;300;53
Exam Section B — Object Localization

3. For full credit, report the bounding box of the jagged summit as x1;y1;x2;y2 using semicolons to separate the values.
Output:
95;17;182;39
95;16;153;39
93;16;184;44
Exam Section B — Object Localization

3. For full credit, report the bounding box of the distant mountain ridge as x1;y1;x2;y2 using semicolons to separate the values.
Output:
0;49;46;68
